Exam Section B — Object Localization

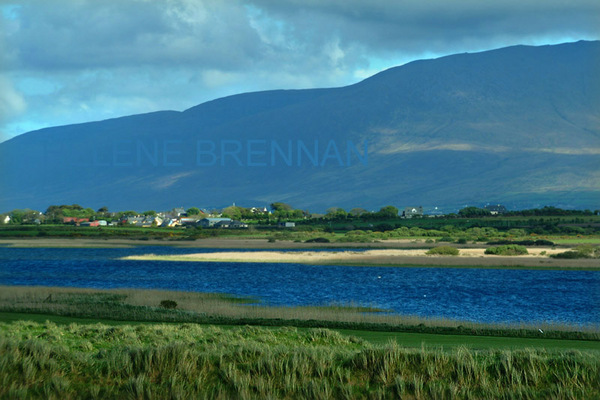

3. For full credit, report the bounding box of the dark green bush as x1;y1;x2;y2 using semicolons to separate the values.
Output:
159;300;177;309
426;246;459;256
485;245;528;256
550;251;591;259
305;237;330;243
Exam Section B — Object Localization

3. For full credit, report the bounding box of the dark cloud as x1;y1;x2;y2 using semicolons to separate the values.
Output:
7;1;264;71
0;0;598;140
250;0;600;56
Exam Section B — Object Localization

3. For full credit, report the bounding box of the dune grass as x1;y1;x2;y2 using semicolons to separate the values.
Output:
1;320;599;399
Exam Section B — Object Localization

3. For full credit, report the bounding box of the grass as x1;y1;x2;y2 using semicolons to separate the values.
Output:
2;312;598;352
1;320;599;398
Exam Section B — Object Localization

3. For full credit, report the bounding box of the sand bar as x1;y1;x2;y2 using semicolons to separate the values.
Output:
123;248;600;269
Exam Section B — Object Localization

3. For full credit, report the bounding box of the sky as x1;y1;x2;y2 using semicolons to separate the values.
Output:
1;0;598;143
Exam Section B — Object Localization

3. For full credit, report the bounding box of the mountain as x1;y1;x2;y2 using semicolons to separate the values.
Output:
1;41;599;213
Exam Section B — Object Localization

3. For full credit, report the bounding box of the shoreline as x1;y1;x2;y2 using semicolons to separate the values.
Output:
123;248;600;269
2;237;597;269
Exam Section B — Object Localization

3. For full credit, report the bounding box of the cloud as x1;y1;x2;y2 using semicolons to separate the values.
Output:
0;75;26;122
0;0;598;141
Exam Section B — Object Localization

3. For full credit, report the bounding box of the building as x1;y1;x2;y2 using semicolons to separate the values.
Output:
161;218;179;227
81;221;101;227
228;220;248;229
198;218;232;228
402;206;423;218
142;216;163;227
179;217;199;226
214;220;248;229
278;222;295;228
484;204;507;215
124;216;145;226
63;217;89;225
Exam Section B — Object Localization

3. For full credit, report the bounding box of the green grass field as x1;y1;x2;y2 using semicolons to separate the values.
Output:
1;320;599;398
2;312;598;352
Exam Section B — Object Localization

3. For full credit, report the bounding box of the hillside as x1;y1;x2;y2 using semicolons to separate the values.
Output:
1;40;598;212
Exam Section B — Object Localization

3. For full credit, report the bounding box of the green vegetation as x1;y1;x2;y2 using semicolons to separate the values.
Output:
305;237;331;243
551;245;600;259
485;245;529;256
3;203;599;242
159;300;178;309
1;321;599;398
426;246;460;256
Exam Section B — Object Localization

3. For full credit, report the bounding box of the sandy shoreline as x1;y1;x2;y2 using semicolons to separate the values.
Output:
2;237;597;268
123;248;600;269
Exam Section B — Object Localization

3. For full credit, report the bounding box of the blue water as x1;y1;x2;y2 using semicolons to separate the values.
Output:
1;246;598;326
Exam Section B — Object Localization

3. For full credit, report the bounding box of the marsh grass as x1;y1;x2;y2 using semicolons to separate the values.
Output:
1;286;598;342
0;321;598;399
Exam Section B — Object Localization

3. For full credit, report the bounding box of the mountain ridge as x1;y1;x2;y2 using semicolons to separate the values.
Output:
1;40;598;212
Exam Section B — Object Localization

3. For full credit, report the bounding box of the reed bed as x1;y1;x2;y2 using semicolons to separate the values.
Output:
1;285;598;341
1;320;598;399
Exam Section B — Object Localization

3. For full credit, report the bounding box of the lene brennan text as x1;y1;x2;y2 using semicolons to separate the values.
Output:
70;139;368;168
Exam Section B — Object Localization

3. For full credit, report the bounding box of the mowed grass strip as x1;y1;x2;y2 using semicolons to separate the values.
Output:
1;321;599;399
1;312;599;352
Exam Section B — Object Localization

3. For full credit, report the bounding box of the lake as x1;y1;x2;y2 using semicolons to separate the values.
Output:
1;246;598;326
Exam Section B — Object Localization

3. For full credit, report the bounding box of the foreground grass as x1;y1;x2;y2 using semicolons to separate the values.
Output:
1;321;599;399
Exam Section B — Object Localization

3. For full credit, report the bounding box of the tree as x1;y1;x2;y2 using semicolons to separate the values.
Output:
378;205;399;219
270;202;292;212
349;208;368;217
97;206;109;213
325;207;347;219
222;206;242;220
458;207;491;218
143;210;157;216
186;207;202;216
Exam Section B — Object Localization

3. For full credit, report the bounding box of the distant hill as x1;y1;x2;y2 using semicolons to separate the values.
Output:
1;40;599;213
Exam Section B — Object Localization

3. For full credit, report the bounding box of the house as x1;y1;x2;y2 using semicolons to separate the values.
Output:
213;220;248;229
141;216;163;227
198;218;232;228
484;204;507;215
179;217;199;226
1;215;10;224
228;220;248;229
173;207;187;217
81;221;100;227
161;218;179;227
124;216;145;226
63;217;89;225
278;222;295;228
402;206;423;218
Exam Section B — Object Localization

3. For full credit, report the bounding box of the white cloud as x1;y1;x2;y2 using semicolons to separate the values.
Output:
0;75;26;122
